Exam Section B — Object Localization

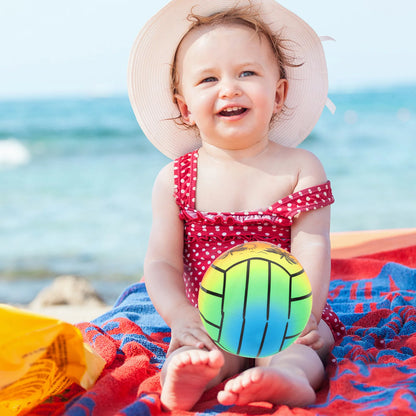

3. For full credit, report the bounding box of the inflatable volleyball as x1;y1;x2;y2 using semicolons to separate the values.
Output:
198;241;312;358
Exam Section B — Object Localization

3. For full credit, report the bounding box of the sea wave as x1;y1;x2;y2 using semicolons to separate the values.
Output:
0;138;30;167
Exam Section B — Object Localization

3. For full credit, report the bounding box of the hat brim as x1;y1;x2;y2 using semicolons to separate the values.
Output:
128;0;328;160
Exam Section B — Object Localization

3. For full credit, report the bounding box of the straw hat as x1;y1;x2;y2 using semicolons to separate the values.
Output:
128;0;329;160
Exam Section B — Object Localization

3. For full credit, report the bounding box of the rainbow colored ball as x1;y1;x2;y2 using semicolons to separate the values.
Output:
198;241;312;358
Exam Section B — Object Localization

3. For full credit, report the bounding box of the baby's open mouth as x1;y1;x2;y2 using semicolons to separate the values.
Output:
219;107;247;117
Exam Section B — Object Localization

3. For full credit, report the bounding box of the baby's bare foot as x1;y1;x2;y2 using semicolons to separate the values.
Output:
217;366;316;407
161;349;224;410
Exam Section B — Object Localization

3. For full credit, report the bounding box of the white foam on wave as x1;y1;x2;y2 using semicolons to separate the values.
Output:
0;138;31;166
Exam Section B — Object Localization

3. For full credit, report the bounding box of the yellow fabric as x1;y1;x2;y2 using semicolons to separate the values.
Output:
0;304;105;415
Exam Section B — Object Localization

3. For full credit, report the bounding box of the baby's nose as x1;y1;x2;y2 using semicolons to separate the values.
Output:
219;78;242;98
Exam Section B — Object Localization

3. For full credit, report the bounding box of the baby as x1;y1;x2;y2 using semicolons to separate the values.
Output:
127;0;345;410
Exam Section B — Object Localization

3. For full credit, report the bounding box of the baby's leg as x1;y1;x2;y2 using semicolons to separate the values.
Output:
161;346;245;411
218;320;334;407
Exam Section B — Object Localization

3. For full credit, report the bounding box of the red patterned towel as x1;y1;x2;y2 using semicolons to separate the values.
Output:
30;245;416;415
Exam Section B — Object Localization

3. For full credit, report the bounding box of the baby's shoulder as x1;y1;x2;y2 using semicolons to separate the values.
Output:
153;161;175;192
270;144;323;170
290;147;323;169
277;145;327;189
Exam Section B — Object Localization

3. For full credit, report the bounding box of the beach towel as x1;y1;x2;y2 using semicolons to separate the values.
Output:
29;244;416;416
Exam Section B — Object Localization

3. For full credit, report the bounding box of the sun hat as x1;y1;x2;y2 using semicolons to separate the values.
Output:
128;0;331;160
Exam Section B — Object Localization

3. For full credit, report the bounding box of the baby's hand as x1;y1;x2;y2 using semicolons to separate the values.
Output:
295;313;323;351
167;304;217;356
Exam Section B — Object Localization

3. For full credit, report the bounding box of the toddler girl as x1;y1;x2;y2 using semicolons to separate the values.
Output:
128;0;345;410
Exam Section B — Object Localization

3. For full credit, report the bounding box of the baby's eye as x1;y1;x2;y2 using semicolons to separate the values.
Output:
200;76;217;84
240;70;255;78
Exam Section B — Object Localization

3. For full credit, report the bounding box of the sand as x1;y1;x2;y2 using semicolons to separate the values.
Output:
24;304;112;324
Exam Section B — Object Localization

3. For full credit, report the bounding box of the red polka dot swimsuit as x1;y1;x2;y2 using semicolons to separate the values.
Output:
174;150;346;342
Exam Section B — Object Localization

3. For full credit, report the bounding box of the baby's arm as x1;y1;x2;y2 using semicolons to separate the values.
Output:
290;150;332;349
144;163;217;355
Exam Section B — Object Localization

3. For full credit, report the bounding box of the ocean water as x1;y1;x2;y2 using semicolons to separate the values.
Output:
1;86;415;304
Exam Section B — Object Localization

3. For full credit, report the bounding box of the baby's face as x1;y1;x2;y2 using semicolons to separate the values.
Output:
174;23;287;151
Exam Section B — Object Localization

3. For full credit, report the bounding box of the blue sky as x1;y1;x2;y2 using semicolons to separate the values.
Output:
1;0;416;99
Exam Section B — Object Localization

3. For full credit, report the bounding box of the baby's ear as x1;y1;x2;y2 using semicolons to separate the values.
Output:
175;94;195;126
274;78;289;114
